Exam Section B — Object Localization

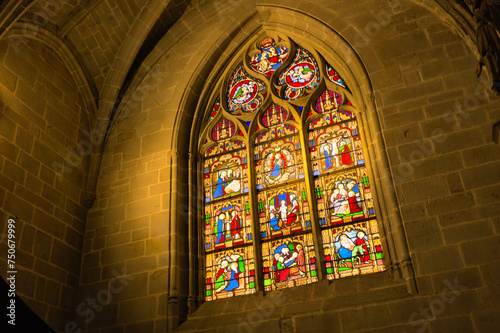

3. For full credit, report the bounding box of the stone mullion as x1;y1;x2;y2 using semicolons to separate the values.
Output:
246;142;265;293
298;126;327;281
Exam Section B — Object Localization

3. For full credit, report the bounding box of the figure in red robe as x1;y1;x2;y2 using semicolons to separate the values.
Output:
230;211;241;239
296;244;306;276
339;142;353;166
348;192;363;214
268;47;279;65
215;260;229;292
274;253;290;282
286;196;300;226
355;231;370;263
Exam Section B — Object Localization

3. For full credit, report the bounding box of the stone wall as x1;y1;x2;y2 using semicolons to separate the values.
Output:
0;37;90;330
1;0;499;332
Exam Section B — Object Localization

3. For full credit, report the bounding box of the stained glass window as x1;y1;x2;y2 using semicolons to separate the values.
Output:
200;35;385;301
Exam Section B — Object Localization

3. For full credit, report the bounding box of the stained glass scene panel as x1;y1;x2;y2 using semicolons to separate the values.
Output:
205;247;256;301
204;196;252;252
227;63;266;114
262;234;317;291
257;182;311;240
314;167;375;227
254;136;304;189
309;120;364;177
204;150;248;203
278;46;320;101
250;37;289;76
322;220;385;280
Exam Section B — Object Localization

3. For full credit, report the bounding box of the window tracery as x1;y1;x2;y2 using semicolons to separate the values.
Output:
200;35;386;301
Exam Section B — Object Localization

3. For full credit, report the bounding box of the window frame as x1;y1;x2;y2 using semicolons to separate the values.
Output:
196;33;393;300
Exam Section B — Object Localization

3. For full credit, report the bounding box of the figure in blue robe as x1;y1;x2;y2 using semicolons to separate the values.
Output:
213;171;227;198
270;212;281;231
338;234;356;259
224;263;240;291
347;180;359;195
216;214;225;244
269;155;283;179
324;145;332;171
339;244;352;259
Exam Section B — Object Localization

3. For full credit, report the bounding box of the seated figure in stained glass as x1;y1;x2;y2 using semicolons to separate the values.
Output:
274;242;306;283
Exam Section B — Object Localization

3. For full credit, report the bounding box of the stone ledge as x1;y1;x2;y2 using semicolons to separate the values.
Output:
178;271;411;331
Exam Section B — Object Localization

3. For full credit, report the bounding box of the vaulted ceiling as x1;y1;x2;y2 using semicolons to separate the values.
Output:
0;0;476;125
1;0;190;117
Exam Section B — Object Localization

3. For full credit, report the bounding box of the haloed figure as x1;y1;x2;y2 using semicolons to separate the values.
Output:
214;171;227;198
231;211;241;240
216;213;226;244
224;262;241;291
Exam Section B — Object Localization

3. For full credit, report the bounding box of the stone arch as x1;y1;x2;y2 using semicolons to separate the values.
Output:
0;19;95;330
5;22;97;119
83;0;190;205
3;21;97;203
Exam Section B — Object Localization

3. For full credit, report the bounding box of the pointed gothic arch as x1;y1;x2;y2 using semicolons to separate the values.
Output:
198;33;392;300
168;6;416;325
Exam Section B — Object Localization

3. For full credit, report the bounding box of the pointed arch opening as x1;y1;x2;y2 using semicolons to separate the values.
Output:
197;33;390;301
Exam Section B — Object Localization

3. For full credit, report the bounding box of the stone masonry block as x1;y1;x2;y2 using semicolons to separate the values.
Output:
16;185;53;214
430;315;474;333
106;232;131;247
142;130;172;156
340;303;392;331
150;211;169;236
101;241;145;265
415;245;464;275
461;144;500;168
405;217;443;252
33;230;53;261
126;256;156;275
461;236;500;266
0;138;20;162
4;193;34;221
130;170;158;190
126;196;161;220
18;151;40;176
32;139;64;168
402;176;449;203
3;159;26;184
149;268;169;295
118;297;156;323
430;267;483;292
121;216;149;232
50;239;81;274
461;162;500;190
293;312;341;333
426;192;475;216
112;272;148;302
442;220;494;244
145;235;169;255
